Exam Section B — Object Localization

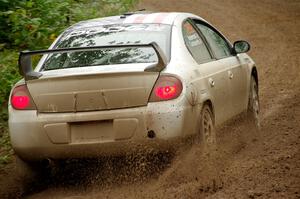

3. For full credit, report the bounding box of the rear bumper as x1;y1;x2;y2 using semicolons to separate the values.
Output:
9;100;198;160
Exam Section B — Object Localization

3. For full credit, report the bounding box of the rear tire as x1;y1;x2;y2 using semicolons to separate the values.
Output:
16;156;37;182
198;104;216;149
16;156;50;185
247;76;260;129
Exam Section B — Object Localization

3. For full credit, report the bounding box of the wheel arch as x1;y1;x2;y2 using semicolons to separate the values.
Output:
203;99;215;124
251;66;258;89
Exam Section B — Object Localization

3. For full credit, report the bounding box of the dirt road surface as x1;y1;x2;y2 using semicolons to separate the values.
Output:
0;0;299;198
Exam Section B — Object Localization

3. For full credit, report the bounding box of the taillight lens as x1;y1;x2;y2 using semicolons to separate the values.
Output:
11;85;36;110
149;75;183;102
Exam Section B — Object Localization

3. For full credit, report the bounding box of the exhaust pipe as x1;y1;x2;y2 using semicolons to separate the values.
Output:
147;130;156;139
41;158;53;168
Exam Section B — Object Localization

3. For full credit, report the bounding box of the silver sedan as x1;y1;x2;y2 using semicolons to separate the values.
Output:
9;11;259;178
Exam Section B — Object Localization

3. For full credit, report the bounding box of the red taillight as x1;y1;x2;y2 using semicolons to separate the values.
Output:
12;96;30;109
149;75;183;102
11;85;36;110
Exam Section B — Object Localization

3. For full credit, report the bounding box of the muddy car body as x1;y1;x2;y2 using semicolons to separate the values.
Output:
9;12;259;163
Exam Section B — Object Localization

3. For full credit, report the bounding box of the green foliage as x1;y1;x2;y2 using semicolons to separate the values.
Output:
0;0;137;49
2;0;70;49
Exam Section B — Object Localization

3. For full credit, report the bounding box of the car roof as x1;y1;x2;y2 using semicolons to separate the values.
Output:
66;12;196;31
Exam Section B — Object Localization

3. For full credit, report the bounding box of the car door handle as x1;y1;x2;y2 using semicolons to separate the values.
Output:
208;78;215;87
228;71;233;79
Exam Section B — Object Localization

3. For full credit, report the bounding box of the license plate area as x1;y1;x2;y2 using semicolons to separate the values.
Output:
70;120;113;144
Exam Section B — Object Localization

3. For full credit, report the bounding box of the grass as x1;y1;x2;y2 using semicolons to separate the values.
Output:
0;49;19;167
0;124;13;167
0;50;18;167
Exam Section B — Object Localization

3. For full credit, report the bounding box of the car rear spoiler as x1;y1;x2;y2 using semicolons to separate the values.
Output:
19;42;168;81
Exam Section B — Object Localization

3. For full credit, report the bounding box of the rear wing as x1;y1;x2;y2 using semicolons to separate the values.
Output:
19;42;167;81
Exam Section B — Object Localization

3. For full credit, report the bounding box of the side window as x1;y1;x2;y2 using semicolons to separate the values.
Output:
194;22;232;59
182;21;212;64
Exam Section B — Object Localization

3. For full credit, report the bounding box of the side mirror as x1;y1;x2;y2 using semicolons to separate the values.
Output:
233;40;250;54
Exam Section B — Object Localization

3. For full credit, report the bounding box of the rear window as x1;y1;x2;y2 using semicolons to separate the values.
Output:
42;24;171;71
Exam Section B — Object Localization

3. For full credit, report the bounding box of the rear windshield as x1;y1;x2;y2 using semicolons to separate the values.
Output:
42;24;171;71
